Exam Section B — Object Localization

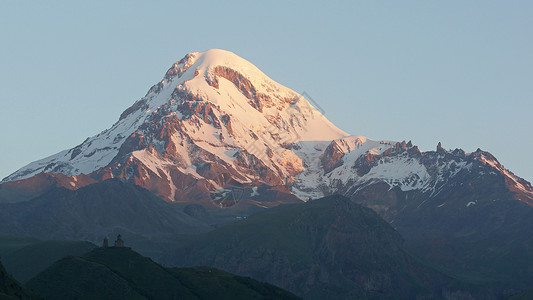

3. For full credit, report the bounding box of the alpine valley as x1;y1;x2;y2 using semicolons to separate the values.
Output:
1;49;533;299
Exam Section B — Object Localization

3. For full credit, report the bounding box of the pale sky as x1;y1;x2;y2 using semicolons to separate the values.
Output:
1;1;532;182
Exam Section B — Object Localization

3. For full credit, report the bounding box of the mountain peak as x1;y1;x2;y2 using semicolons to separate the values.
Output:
163;49;265;83
182;49;264;74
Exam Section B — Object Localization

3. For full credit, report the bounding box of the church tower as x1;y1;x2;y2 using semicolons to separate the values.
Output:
114;234;124;247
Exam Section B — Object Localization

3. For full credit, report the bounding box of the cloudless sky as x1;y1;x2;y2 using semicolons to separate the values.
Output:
1;1;532;182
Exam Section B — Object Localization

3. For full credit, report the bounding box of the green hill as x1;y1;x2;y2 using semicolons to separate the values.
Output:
26;247;301;300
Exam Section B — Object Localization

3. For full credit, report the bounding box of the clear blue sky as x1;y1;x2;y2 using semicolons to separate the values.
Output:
1;1;532;182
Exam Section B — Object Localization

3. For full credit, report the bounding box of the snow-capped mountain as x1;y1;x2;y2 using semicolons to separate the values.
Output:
2;49;346;205
2;49;532;208
292;138;533;206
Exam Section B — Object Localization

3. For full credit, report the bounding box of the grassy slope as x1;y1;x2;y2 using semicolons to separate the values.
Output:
26;255;146;300
27;247;301;300
170;266;302;300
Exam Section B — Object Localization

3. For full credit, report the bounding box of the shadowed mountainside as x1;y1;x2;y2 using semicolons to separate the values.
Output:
0;179;213;242
169;195;498;299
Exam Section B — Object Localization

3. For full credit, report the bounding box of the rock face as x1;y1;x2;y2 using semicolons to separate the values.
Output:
294;137;533;206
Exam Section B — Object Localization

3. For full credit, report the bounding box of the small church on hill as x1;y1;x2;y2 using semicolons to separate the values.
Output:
102;234;126;248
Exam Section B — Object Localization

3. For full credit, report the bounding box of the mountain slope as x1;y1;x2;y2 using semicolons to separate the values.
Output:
0;179;212;242
169;195;490;299
336;145;533;291
26;247;301;300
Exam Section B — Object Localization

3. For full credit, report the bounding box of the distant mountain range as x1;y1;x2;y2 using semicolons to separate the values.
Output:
1;49;533;299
